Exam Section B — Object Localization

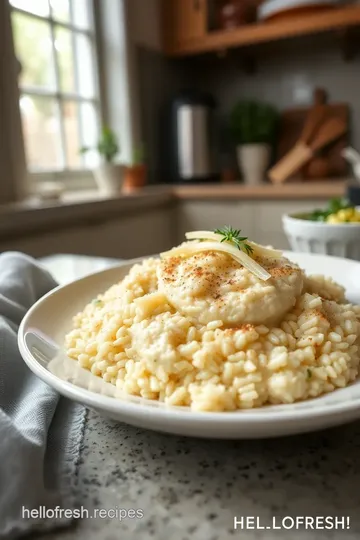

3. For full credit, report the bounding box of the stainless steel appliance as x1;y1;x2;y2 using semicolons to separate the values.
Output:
169;91;218;183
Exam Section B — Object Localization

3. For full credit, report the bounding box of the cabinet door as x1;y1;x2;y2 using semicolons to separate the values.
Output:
177;201;255;244
252;201;329;249
163;0;207;51
0;208;175;259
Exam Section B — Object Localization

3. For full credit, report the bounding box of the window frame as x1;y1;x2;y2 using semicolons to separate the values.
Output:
10;0;103;180
1;0;139;201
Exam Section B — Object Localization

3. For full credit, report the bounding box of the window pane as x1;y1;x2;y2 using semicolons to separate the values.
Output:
74;33;95;98
71;0;91;29
20;95;62;170
80;102;99;168
54;26;75;93
50;0;70;23
10;0;49;17
63;101;81;168
12;12;55;89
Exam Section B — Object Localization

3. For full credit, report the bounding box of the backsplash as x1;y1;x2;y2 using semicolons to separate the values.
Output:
198;37;360;150
136;32;360;183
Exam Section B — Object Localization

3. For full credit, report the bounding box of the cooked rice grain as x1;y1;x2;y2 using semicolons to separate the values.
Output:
65;259;360;411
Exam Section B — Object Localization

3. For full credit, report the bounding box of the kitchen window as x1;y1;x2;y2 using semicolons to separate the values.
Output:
9;0;101;179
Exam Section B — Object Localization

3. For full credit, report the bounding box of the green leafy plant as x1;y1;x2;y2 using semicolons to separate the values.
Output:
80;126;119;163
214;226;253;255
230;101;278;145
131;144;146;167
307;197;352;222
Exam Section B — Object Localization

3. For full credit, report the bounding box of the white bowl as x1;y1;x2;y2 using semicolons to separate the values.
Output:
18;253;360;439
282;213;360;260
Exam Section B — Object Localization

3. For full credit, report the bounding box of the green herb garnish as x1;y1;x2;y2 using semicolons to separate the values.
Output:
92;299;103;306
307;368;312;380
307;197;353;222
214;226;254;255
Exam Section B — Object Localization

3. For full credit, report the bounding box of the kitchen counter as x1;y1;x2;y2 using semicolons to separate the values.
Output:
0;189;174;239
0;181;347;240
0;181;347;242
173;181;348;200
50;409;360;540
1;181;348;216
38;255;360;540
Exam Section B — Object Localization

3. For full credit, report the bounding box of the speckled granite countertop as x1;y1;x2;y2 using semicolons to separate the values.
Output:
38;255;360;540
37;410;360;540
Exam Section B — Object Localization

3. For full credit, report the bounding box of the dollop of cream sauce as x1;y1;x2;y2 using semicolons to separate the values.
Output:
157;251;304;326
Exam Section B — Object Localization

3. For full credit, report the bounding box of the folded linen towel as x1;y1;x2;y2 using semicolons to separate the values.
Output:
0;252;86;539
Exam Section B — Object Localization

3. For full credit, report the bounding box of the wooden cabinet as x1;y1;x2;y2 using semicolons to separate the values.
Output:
0;195;337;259
161;2;360;58
0;208;175;259
162;0;207;52
176;200;256;244
176;199;329;249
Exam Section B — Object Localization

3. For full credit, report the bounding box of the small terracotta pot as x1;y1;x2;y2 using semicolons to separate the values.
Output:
123;165;147;193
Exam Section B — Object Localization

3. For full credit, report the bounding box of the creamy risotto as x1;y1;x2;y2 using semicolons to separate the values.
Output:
65;228;360;411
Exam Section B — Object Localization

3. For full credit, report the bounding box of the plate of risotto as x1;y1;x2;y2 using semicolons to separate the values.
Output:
19;227;360;439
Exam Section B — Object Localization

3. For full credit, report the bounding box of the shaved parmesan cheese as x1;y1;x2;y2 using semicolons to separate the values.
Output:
185;231;223;242
248;241;282;259
185;231;282;259
160;241;272;281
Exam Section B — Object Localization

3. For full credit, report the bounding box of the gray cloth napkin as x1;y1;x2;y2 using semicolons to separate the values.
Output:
0;252;86;539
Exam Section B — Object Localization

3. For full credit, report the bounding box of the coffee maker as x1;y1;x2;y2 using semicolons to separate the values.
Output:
166;90;219;183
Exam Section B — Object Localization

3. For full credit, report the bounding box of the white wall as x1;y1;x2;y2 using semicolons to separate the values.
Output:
0;0;27;202
113;0;163;159
128;0;162;51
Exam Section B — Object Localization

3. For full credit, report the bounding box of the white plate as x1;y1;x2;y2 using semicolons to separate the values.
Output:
18;252;360;439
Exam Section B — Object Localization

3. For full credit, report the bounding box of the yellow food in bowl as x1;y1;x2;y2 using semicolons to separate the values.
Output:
326;208;360;223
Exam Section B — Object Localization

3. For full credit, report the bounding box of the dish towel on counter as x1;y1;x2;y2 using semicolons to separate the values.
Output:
0;252;86;539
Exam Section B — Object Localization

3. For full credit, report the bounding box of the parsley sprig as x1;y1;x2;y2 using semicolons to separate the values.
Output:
214;226;254;256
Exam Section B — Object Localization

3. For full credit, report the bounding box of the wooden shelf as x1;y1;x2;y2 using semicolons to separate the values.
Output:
166;5;360;57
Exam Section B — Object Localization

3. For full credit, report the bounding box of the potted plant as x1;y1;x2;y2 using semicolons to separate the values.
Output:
81;126;124;195
123;144;147;193
230;101;278;185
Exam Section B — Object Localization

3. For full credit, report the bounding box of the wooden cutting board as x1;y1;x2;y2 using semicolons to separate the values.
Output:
277;91;349;180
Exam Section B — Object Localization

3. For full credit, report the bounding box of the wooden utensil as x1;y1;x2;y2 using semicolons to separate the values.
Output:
298;88;327;145
268;115;347;183
274;89;349;181
268;88;328;183
311;116;347;152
